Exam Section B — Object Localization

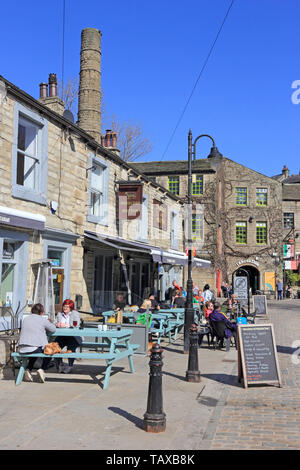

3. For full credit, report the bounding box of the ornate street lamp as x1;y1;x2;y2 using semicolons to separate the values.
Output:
184;130;222;353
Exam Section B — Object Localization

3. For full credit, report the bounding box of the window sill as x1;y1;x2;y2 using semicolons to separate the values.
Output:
87;214;108;226
12;186;47;206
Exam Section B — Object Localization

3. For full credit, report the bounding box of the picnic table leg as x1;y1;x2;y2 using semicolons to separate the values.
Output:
103;361;113;390
16;358;28;385
125;340;135;373
174;326;179;341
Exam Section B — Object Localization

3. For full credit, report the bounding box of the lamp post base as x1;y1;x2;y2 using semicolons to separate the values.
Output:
186;370;201;382
143;413;166;433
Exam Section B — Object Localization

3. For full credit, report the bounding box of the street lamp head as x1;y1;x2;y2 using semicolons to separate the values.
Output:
207;145;223;159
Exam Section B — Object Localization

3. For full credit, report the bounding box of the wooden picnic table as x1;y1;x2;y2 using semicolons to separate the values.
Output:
11;327;139;390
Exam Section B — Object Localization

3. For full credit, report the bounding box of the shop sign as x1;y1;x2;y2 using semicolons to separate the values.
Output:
118;184;143;220
236;259;259;267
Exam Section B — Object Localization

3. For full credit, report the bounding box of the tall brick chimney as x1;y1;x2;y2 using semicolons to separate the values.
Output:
77;28;102;142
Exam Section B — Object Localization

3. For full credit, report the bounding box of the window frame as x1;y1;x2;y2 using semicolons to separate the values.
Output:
170;209;179;249
283;212;294;229
191;174;204;196
235;221;247;244
153;199;168;231
235;187;247;206
191;213;204;242
168;176;180;196
256;188;268;206
12;102;48;205
256;222;267;245
87;153;110;226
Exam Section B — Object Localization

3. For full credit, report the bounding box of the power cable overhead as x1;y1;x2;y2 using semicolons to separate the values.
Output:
160;0;235;161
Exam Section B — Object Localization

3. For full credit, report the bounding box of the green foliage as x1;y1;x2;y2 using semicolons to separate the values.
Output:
285;270;300;286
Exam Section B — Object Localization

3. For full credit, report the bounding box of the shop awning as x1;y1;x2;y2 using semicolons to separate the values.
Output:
0;205;45;231
84;231;211;268
84;231;151;255
193;257;211;268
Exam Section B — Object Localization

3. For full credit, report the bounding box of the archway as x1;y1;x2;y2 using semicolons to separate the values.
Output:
234;265;260;294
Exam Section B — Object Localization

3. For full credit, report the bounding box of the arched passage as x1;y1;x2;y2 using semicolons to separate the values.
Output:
233;265;260;294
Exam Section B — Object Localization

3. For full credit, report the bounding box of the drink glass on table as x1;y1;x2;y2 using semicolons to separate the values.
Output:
73;320;78;327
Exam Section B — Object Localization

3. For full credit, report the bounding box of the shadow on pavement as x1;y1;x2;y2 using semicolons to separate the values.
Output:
201;373;241;388
108;406;144;430
277;345;297;355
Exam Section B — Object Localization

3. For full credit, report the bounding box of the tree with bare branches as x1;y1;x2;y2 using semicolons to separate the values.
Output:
106;115;153;162
57;76;79;115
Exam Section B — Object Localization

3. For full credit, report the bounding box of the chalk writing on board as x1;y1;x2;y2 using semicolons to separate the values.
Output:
238;325;281;387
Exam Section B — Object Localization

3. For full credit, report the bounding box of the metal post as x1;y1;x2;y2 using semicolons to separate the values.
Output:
143;343;166;432
184;130;194;353
186;324;201;382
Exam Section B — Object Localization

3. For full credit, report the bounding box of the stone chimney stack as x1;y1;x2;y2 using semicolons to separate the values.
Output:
77;28;102;142
38;73;65;115
282;165;289;179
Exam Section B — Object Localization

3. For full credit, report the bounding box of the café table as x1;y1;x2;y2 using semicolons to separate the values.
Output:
12;327;139;390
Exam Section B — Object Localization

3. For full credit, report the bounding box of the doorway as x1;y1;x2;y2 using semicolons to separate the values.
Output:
234;265;260;294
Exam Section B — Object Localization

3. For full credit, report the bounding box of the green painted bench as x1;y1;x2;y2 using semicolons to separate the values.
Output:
11;327;139;390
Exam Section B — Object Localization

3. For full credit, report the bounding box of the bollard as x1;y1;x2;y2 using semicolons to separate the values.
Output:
143;343;166;432
186;323;201;382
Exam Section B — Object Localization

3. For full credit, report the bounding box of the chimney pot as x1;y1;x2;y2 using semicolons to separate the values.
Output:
48;73;57;97
105;129;112;147
111;131;117;148
101;135;105;146
39;82;48;99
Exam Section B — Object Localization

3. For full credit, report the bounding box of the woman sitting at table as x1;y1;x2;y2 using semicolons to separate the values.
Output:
55;299;82;374
210;302;237;351
204;301;214;319
18;303;56;383
148;293;160;311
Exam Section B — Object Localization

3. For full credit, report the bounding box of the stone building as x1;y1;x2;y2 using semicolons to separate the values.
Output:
133;154;284;296
0;28;211;326
273;166;300;291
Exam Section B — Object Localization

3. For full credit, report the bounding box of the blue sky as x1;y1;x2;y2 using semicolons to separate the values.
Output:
1;0;300;177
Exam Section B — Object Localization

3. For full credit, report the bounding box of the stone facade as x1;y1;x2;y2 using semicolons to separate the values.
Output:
133;156;285;296
0;75;185;322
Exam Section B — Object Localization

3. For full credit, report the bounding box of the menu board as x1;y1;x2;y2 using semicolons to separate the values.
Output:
237;324;282;388
253;295;267;315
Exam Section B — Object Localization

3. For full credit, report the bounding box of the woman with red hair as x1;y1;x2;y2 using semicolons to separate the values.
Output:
55;299;82;373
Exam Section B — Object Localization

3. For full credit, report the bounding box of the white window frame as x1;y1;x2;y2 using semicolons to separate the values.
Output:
12;102;48;205
87;153;110;226
170;210;179;249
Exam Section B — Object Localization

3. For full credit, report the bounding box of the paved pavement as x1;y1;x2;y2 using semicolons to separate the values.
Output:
0;299;299;451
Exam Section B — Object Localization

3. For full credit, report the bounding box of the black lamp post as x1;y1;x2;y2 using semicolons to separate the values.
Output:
184;130;222;353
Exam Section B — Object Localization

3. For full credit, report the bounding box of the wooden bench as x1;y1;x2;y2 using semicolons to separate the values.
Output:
11;327;139;390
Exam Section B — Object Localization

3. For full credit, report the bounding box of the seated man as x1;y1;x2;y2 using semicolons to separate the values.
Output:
112;293;126;311
173;290;185;308
209;302;237;351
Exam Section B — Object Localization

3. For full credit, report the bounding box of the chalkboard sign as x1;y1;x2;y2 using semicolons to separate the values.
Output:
253;295;267;315
237;324;282;388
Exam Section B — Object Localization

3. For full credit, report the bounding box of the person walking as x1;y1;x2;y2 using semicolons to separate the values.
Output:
276;279;283;300
18;303;56;383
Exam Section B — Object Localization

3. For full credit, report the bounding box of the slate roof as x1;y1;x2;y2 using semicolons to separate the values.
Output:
282;184;300;200
131;159;218;175
282;175;300;184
